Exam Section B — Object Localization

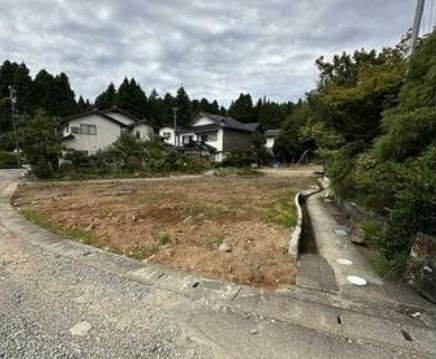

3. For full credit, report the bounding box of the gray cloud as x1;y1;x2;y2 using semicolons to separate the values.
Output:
0;0;417;105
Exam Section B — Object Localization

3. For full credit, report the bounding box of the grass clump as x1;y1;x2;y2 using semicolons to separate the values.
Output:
130;233;171;260
264;190;297;229
159;232;171;245
20;208;96;245
129;242;160;259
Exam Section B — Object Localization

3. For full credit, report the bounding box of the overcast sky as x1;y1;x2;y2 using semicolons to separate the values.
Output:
0;0;423;105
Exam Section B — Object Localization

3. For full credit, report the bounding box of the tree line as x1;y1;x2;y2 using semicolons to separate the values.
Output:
0;60;294;150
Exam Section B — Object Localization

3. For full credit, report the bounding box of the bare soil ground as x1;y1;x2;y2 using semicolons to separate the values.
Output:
13;172;315;289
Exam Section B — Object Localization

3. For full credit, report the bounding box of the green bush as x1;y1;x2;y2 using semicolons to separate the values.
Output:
0;151;18;169
183;155;211;174
221;146;255;167
18;111;63;178
33;159;54;179
57;134;211;179
376;146;436;269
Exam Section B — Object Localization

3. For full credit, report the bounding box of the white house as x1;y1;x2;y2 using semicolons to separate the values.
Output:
61;107;156;154
159;127;176;146
264;129;280;152
162;112;259;162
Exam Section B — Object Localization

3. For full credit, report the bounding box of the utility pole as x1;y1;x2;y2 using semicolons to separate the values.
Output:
172;107;178;146
8;85;20;167
411;0;426;53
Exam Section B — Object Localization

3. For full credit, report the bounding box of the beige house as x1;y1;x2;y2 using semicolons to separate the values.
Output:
61;107;156;155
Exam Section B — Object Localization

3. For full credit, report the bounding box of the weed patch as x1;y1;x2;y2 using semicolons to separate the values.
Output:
20;208;97;245
264;190;297;229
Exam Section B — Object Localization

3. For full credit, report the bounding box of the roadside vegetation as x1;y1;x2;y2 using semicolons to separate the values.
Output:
274;33;436;274
20;207;97;245
0;150;18;169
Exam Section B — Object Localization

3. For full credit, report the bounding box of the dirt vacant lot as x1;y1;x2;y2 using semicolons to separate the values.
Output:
13;173;315;288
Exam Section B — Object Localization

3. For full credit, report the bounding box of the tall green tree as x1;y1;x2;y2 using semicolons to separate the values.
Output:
175;86;192;127
162;92;177;126
0;61;33;144
0;61;32;116
53;73;76;117
228;93;255;123
77;96;92;113
94;83;117;110
309;48;406;160
273;102;312;162
147;88;166;126
116;78;148;118
31;70;77;118
18;111;63;178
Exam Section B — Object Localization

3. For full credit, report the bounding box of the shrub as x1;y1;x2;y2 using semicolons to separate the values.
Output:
57;133;211;179
18;111;63;178
222;146;255;167
33;159;54;179
0;151;18;169
183;155;211;174
63;149;91;166
376;146;436;269
159;233;171;245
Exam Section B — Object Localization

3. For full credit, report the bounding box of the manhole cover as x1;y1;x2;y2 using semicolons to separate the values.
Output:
347;275;367;286
333;227;349;236
337;258;353;265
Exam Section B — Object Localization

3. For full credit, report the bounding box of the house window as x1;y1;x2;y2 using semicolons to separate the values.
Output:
71;126;79;134
136;131;141;139
199;132;217;143
162;132;171;139
183;135;193;144
207;132;217;141
80;124;97;135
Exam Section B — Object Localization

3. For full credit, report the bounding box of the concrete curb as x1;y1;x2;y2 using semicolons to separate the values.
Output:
288;192;303;261
288;187;322;262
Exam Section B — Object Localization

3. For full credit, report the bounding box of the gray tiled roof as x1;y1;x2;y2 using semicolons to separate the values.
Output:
61;106;157;129
193;112;259;132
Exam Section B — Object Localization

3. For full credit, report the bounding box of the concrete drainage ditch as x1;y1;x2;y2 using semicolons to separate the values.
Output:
289;187;340;293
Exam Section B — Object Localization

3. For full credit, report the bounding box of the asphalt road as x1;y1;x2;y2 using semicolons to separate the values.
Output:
0;169;433;358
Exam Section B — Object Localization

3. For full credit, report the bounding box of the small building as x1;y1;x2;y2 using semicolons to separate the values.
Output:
163;112;259;162
159;127;177;146
61;107;156;155
264;129;280;152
